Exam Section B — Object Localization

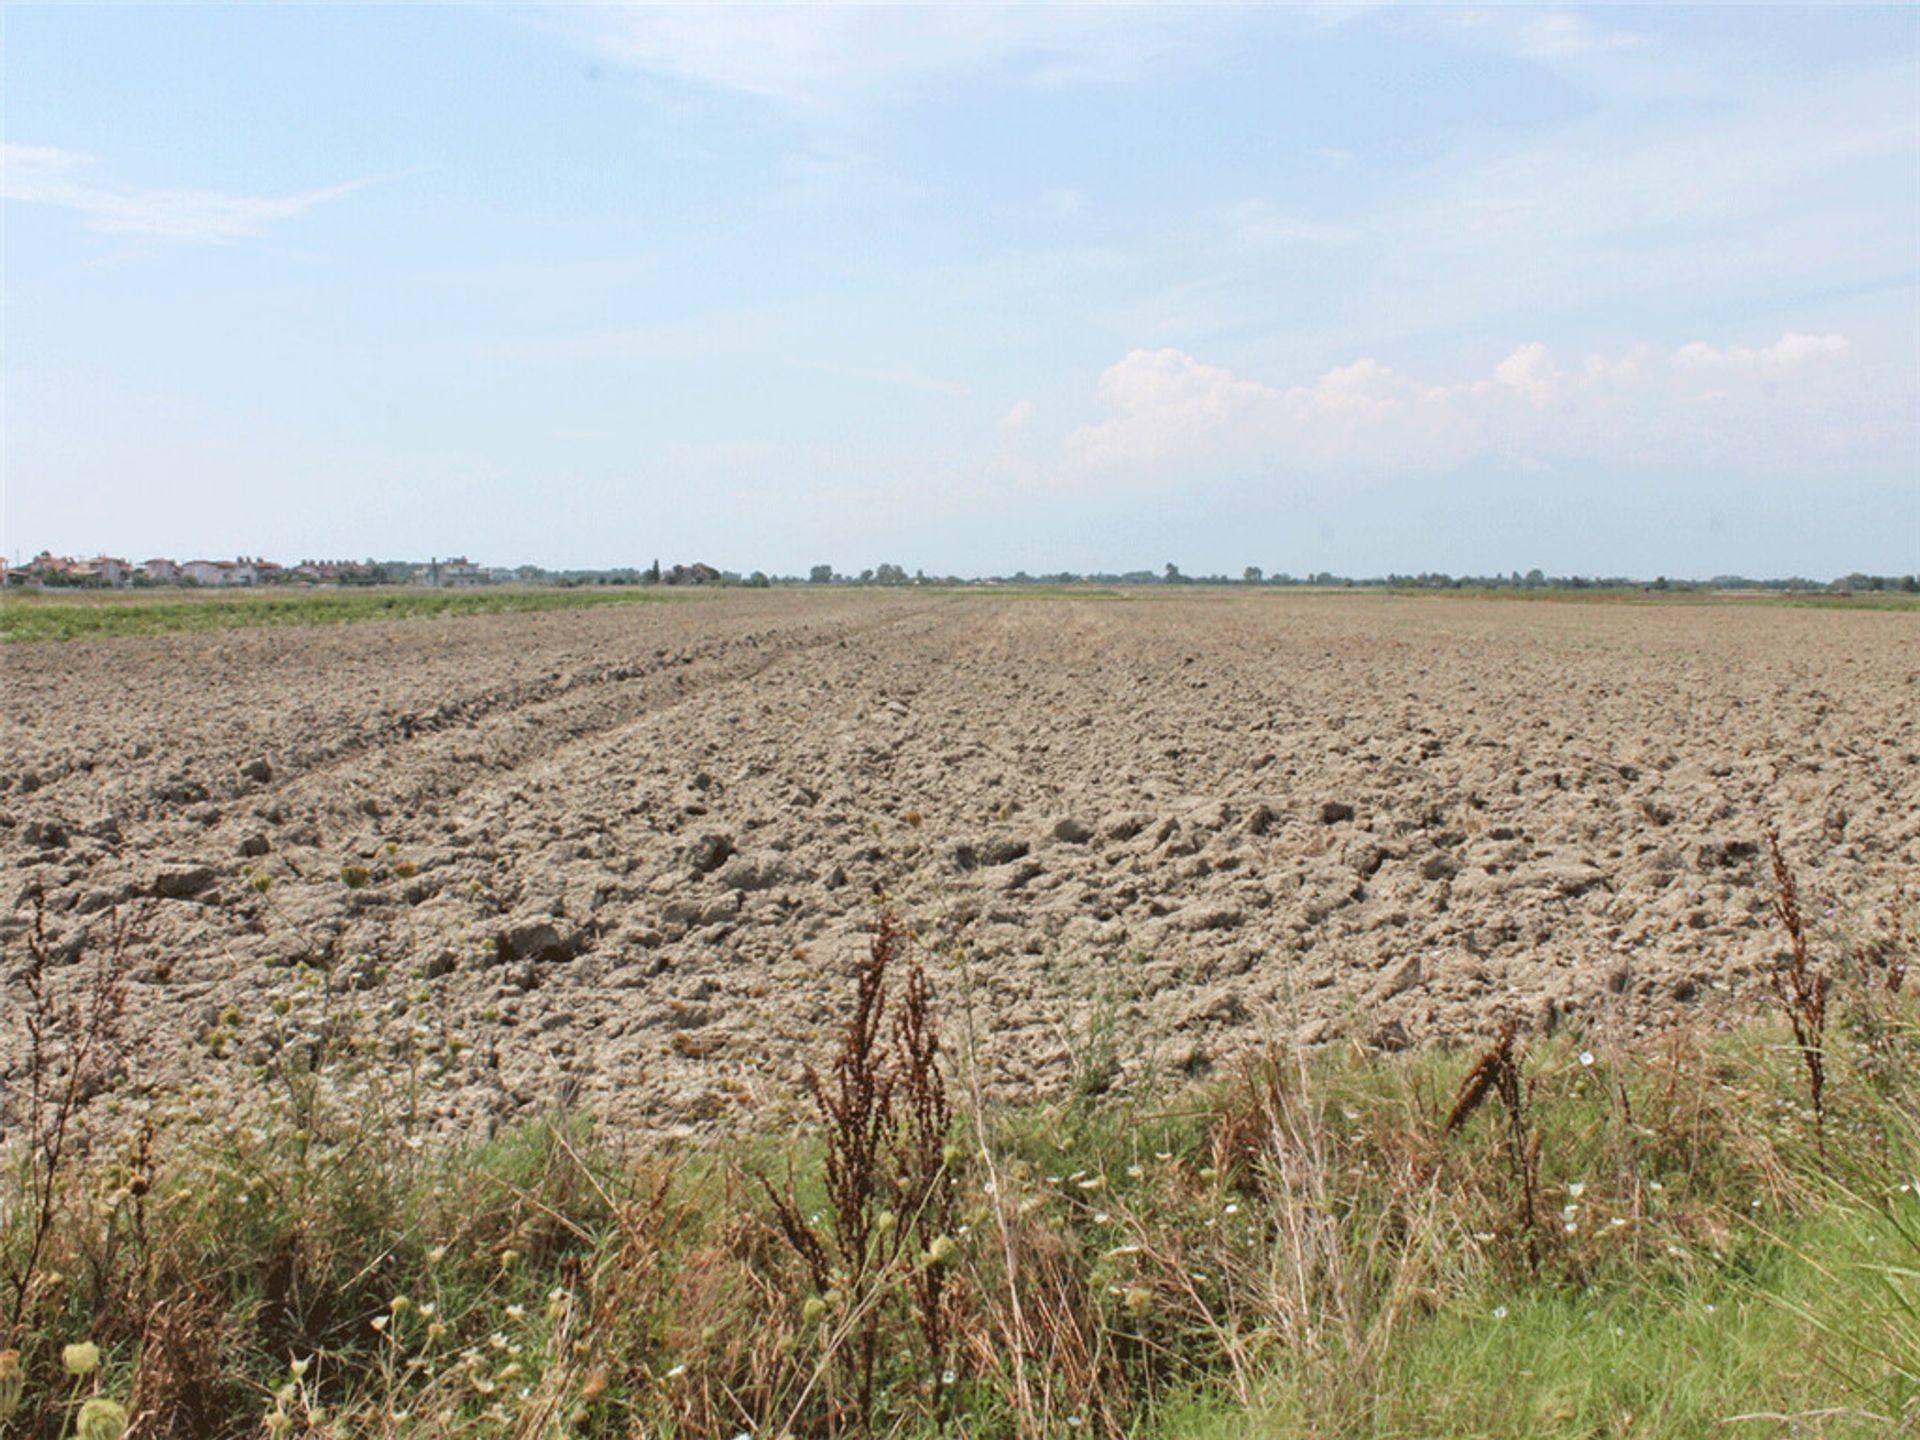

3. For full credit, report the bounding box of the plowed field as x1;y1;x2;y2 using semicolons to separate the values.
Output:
5;590;1915;1136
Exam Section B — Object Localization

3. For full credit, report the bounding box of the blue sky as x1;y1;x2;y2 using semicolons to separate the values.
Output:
5;3;1916;578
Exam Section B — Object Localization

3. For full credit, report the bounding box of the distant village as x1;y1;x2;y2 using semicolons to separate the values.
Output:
1;553;729;590
4;550;1913;596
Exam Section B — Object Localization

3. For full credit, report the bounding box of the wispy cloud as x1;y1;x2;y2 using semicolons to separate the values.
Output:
477;309;789;365
1512;10;1648;62
829;363;973;398
1672;332;1848;369
1204;197;1354;249
2;144;368;243
1136;55;1915;359
1434;6;1651;71
562;3;1227;107
1038;187;1087;221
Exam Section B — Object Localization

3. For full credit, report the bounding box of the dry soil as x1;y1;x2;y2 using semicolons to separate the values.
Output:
4;590;1916;1137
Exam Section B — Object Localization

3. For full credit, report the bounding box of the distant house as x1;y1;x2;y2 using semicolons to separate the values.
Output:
664;562;722;586
416;556;489;588
181;558;257;587
22;552;117;587
140;558;181;583
293;559;376;584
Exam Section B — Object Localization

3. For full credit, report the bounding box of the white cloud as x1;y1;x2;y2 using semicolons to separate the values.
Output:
1170;60;1915;354
1673;332;1849;369
832;363;973;397
998;399;1036;432
1039;187;1087;221
1581;348;1649;385
1066;348;1267;467
566;4;1224;107
1494;341;1560;405
2;144;367;244
1513;11;1647;62
1206;197;1353;248
1058;332;1858;481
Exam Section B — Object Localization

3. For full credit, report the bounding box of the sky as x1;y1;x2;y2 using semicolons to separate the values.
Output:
4;3;1917;579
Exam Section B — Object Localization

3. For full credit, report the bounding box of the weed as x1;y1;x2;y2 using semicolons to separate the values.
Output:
1446;1018;1543;1273
4;892;140;1336
760;912;958;1432
1765;828;1831;1156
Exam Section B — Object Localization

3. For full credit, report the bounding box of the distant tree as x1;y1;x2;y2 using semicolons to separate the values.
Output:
1243;565;1264;584
1524;568;1546;588
874;562;908;585
858;568;875;584
1164;562;1183;583
809;564;833;585
645;558;661;584
748;570;771;588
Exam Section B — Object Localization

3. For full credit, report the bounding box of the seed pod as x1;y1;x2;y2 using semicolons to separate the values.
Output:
77;1398;128;1440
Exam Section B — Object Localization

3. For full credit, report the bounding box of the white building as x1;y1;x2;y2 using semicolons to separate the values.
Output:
181;559;258;586
417;556;488;588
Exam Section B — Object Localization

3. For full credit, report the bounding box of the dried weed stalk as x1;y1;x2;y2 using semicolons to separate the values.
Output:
1764;828;1830;1155
761;912;957;1430
4;890;141;1335
1445;1018;1542;1274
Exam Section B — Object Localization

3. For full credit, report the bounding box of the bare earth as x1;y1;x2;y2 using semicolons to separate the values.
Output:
4;591;1916;1138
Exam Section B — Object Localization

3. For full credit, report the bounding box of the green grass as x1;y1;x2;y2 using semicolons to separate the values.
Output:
1769;591;1920;612
1377;584;1920;612
5;889;1915;1437
0;586;702;643
1167;1217;1879;1438
937;585;1129;601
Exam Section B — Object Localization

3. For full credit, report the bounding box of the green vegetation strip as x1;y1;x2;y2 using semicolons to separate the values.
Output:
1406;585;1920;611
0;587;700;643
938;585;1129;601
